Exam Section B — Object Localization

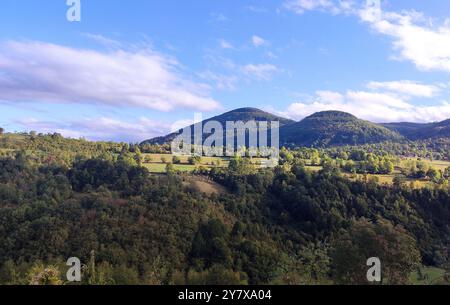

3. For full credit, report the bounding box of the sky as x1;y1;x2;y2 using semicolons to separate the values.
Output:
1;0;450;142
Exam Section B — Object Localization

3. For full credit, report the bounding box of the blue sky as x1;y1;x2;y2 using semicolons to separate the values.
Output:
1;0;450;142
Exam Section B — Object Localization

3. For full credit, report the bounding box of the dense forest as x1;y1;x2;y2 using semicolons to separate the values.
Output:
0;132;448;285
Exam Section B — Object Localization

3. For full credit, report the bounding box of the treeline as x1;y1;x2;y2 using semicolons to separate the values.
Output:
280;148;397;175
321;140;450;161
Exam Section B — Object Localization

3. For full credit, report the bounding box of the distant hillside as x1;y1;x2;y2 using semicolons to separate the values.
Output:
381;122;430;139
280;111;404;147
383;120;450;140
141;107;295;145
143;108;450;148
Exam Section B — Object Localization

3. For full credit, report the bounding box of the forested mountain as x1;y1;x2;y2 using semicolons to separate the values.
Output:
141;107;294;145
143;108;411;147
383;119;450;140
280;111;404;147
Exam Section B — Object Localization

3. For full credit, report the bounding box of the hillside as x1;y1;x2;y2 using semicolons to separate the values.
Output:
383;120;450;140
141;107;295;145
140;108;450;147
381;122;431;139
280;111;404;147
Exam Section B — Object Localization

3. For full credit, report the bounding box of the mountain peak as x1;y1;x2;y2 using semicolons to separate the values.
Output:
141;106;295;145
228;107;265;113
281;110;403;147
307;111;357;120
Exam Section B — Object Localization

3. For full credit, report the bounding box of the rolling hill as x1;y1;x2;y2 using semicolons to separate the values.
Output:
383;119;450;140
142;108;450;147
280;111;404;147
141;107;295;145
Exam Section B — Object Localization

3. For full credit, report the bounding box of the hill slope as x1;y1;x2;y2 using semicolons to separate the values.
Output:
280;111;404;147
141;107;295;145
383;120;450;140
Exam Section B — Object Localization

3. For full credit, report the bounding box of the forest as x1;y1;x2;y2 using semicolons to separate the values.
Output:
0;131;448;285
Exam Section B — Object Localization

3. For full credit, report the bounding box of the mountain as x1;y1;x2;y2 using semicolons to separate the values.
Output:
143;108;407;147
381;122;430;139
383;120;450;140
280;111;404;147
141;107;295;145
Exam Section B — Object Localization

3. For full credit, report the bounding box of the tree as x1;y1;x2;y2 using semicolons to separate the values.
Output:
393;175;406;187
238;241;281;284
279;148;294;165
427;168;441;182
0;127;5;135
416;161;429;178
134;152;143;167
118;150;138;167
331;219;421;285
190;219;232;269
188;156;201;165
165;163;174;173
186;265;246;285
310;150;321;166
144;256;170;285
27;264;63;285
298;243;331;284
444;166;450;179
344;160;357;173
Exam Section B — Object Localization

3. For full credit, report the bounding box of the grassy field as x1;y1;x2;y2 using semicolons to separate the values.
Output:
142;153;269;173
401;157;450;170
408;267;448;285
301;157;450;188
142;153;227;173
304;165;323;172
142;154;450;187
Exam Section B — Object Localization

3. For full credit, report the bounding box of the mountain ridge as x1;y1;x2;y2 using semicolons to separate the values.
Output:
142;108;450;147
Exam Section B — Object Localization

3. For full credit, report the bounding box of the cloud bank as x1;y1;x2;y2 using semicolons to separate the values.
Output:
282;81;450;123
0;40;220;112
16;116;173;143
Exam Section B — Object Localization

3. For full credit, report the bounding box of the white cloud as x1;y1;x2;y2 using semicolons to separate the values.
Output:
316;90;345;103
360;9;450;72
242;64;279;81
357;4;450;73
284;0;354;15
252;35;269;47
281;83;450;123
284;0;334;14
198;70;238;90
218;39;234;49
210;13;229;22
346;90;412;109
246;6;269;13
285;0;450;74
201;54;281;88
16;116;173;142
82;33;122;49
0;40;220;112
265;51;279;59
367;80;440;98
